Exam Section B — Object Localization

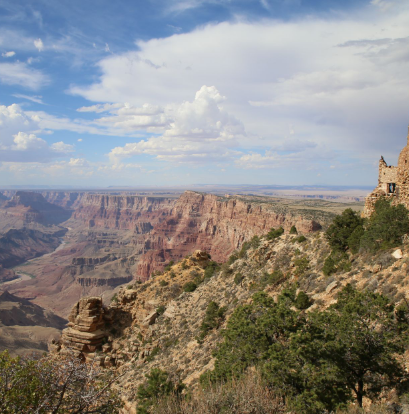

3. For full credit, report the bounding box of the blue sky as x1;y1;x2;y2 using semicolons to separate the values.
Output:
1;0;409;187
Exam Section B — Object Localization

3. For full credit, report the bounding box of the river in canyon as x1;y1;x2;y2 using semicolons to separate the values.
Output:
1;238;68;287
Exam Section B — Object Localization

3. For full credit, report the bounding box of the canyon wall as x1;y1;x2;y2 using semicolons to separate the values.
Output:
42;190;321;280
3;190;322;293
0;228;64;268
2;190;325;318
3;191;72;225
135;192;321;279
68;194;175;231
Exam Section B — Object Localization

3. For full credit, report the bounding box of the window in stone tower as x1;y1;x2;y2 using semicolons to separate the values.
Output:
388;183;396;193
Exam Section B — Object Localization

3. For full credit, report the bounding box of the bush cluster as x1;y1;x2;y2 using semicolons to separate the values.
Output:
137;368;184;414
323;198;409;275
266;227;284;240
0;351;122;413
326;198;409;255
201;285;408;413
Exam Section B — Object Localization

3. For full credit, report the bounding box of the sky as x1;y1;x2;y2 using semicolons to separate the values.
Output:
1;0;409;188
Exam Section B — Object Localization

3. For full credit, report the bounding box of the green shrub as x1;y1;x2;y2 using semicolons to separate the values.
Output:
294;256;309;276
202;285;407;412
266;227;284;240
323;251;349;276
183;281;197;292
137;368;184;414
295;291;313;310
164;261;174;272
323;255;336;276
204;261;220;279
228;252;239;265
159;280;169;287
156;305;166;315
361;198;409;252
146;347;160;362
326;208;364;252
234;272;244;285
197;301;227;342
290;225;298;234
181;260;188;270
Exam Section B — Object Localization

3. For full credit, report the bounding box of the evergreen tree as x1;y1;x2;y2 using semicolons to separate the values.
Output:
361;198;409;251
325;208;364;252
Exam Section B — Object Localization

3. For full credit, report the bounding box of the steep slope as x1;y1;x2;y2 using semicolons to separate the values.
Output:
54;226;409;412
0;228;64;268
0;291;67;355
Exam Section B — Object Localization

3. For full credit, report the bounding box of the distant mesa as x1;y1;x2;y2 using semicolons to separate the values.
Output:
4;191;72;225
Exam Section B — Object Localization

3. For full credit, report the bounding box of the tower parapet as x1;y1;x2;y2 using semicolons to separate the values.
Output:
363;127;409;217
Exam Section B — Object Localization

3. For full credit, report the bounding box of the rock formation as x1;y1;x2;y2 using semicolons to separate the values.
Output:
364;126;409;216
4;190;324;318
59;297;108;359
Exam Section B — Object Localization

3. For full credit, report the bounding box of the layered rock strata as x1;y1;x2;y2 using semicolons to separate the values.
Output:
135;191;322;279
60;297;108;355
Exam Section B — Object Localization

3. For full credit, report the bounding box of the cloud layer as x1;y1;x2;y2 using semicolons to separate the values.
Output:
0;104;74;162
109;85;246;163
70;5;409;166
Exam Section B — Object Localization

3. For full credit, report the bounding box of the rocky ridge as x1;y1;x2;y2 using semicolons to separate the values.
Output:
54;228;409;412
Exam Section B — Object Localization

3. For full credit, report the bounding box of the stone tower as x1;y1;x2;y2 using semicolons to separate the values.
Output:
363;126;409;217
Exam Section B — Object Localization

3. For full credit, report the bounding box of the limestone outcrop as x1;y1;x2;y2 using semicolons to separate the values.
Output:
60;297;107;355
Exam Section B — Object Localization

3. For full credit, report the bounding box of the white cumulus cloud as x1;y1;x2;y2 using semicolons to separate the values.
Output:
2;51;15;58
34;38;44;52
109;85;246;163
0;104;74;163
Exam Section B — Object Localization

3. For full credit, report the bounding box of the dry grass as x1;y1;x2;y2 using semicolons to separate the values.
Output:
152;372;287;414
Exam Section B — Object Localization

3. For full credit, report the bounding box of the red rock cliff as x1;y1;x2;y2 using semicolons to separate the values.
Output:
135;191;321;279
69;194;174;231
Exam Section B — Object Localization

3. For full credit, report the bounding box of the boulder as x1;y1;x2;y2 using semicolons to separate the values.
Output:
326;281;338;294
392;249;403;259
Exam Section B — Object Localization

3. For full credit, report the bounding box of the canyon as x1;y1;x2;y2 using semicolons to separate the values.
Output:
0;189;357;326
